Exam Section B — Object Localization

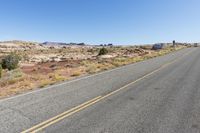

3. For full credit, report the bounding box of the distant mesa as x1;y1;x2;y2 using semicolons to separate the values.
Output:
41;42;86;46
42;42;67;46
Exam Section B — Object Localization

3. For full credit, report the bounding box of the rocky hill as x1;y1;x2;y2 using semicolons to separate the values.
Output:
0;40;45;53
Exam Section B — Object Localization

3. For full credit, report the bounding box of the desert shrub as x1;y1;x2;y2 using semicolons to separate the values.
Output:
87;48;97;54
139;45;152;50
71;71;81;77
39;80;51;88
54;73;66;81
0;69;25;87
0;64;2;78
1;53;21;70
49;64;57;69
98;47;108;55
48;73;66;82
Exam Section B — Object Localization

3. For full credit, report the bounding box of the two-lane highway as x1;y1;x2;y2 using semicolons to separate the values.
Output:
0;47;199;133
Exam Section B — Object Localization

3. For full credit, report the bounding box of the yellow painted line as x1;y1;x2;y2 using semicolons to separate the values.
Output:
21;49;194;133
101;60;173;99
32;97;103;133
21;96;102;133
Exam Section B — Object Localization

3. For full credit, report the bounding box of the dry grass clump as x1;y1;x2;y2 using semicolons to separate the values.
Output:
38;72;69;87
0;69;25;87
71;70;82;77
111;56;144;67
0;72;35;97
48;73;66;82
81;60;110;74
112;57;128;67
86;64;99;74
39;79;52;88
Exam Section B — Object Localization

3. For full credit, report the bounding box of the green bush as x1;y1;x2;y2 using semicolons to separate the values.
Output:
98;47;108;55
2;53;21;71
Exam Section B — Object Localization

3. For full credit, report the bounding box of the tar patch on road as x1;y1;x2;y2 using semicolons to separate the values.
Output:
129;97;135;101
192;124;199;129
154;88;161;90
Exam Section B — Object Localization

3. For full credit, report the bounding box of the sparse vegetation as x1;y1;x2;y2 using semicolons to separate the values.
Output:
71;71;81;77
0;41;186;98
0;69;24;87
1;53;20;71
51;73;66;81
39;79;52;88
0;64;2;78
98;47;108;55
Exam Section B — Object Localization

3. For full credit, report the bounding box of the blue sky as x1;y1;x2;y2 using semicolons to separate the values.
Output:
0;0;199;45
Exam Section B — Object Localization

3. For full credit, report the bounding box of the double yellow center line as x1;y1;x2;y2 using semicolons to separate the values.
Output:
21;96;102;133
22;49;194;133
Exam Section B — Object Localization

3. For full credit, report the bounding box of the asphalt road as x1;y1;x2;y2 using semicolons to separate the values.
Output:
0;47;199;133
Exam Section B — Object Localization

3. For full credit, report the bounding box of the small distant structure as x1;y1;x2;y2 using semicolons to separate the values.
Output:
62;46;67;49
194;43;198;47
49;46;55;49
99;43;113;47
108;43;113;47
152;43;166;50
173;40;176;47
77;43;85;46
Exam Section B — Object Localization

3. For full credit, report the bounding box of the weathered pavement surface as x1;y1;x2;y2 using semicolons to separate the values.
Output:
0;48;200;133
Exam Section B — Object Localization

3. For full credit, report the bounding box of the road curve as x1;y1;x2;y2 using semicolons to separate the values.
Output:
0;47;199;133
